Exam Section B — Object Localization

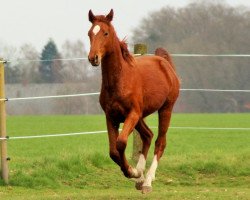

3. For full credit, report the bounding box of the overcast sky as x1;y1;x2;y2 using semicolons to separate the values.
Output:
0;0;250;53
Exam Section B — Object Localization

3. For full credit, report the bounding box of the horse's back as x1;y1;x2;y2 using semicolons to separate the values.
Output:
135;55;179;92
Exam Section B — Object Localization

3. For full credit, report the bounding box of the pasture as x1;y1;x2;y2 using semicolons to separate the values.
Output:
0;113;249;199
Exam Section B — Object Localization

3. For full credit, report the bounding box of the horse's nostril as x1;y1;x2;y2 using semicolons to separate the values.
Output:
88;54;100;66
94;55;98;61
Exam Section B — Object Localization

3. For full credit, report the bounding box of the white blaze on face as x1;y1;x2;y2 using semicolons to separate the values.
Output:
93;25;101;35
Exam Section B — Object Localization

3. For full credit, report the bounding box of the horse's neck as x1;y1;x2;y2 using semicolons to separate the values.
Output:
101;40;124;93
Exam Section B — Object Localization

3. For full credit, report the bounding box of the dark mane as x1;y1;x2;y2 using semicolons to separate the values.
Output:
120;39;134;64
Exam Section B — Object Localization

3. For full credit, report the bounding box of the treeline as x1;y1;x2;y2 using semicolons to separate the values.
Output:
2;39;94;84
1;39;103;115
132;1;250;112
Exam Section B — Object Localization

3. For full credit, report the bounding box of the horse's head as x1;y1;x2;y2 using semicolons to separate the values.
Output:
88;9;114;66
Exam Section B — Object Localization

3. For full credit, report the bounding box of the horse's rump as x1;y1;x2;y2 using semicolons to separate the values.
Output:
155;47;175;70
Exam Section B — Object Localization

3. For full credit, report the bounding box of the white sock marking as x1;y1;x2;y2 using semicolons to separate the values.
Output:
134;154;146;183
136;154;146;171
93;25;100;35
143;155;158;187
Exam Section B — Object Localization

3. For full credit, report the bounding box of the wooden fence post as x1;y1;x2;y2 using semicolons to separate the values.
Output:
0;59;8;184
132;44;147;162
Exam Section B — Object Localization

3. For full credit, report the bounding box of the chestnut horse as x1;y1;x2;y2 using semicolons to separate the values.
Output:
88;9;180;194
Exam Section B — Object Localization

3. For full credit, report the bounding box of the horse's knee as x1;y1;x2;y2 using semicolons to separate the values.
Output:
116;137;127;153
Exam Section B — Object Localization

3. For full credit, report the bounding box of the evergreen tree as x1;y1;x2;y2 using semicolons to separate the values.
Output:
39;39;62;83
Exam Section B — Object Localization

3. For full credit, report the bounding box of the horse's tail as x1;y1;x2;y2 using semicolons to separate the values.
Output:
155;47;175;70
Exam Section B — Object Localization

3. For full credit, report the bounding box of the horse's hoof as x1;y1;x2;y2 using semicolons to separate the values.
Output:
142;186;152;194
135;181;143;190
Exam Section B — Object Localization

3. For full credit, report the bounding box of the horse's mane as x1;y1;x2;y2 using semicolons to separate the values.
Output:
93;16;111;24
119;39;134;64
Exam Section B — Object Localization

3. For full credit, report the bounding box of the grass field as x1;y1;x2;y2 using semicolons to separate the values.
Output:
0;114;250;199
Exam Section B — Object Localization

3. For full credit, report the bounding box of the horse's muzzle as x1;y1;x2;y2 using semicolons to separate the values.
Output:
88;54;100;66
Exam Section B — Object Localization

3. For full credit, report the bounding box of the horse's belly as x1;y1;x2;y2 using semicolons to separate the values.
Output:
142;94;166;116
143;101;164;117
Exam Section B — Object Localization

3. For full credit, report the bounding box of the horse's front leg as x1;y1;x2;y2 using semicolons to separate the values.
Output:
116;110;140;178
106;117;121;166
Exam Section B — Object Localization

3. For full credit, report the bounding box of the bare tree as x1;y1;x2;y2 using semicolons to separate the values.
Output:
19;43;40;84
61;40;89;82
132;1;250;112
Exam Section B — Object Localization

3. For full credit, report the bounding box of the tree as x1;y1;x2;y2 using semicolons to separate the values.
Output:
0;44;21;84
60;40;89;82
19;43;40;84
55;40;102;114
5;64;22;84
39;39;62;83
132;1;250;112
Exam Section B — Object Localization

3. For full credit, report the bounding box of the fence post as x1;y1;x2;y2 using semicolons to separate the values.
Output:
132;44;147;162
0;59;8;184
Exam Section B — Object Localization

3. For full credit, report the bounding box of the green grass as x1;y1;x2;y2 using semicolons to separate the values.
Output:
0;114;250;199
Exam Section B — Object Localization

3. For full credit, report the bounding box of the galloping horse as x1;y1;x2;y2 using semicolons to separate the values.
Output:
88;9;180;194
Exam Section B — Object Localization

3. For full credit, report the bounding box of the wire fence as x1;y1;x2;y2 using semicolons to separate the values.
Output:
134;53;250;57
0;92;100;102
1;126;250;141
1;89;250;102
1;54;250;141
0;88;249;141
2;53;250;64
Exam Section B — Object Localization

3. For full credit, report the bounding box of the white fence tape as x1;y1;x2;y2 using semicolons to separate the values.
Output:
0;92;100;102
5;57;88;63
3;130;107;140
0;126;249;141
171;54;250;57
0;89;249;102
134;54;250;57
3;53;250;63
180;89;250;92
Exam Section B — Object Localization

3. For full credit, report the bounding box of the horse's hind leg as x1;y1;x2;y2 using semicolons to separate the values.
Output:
134;119;154;190
142;104;174;194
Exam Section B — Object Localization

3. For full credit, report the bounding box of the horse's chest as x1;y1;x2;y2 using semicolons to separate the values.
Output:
100;94;130;122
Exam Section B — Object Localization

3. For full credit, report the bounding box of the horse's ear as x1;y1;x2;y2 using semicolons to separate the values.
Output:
106;9;114;22
88;9;96;23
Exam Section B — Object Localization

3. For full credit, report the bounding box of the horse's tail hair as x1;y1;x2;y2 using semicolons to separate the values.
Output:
155;47;175;70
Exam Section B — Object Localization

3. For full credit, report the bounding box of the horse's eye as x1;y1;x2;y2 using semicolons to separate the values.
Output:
104;32;109;36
